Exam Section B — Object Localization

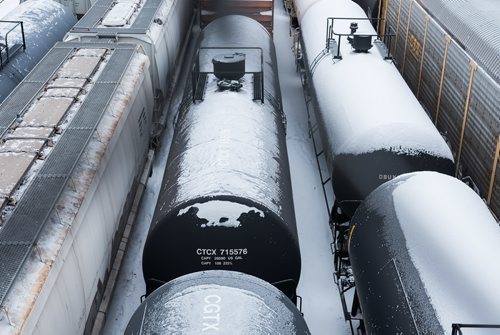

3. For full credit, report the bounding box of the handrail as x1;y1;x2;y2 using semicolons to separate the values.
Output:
325;17;394;60
0;20;26;68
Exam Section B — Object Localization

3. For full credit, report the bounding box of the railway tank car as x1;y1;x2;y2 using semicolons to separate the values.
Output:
126;271;311;334
64;0;194;128
143;15;301;301
349;171;500;334
0;0;77;103
0;41;154;334
292;0;454;219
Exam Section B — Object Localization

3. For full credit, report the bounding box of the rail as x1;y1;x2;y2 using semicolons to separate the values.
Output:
0;20;26;69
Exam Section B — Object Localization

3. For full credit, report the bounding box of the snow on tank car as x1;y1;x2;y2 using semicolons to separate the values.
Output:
0;0;77;103
143;15;301;301
64;0;194;125
126;271;311;335
349;171;500;334
293;0;454;219
0;42;153;334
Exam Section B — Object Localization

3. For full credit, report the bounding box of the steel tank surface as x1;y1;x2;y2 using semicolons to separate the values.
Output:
295;0;454;218
143;15;300;300
0;0;77;103
349;171;500;334
126;271;311;335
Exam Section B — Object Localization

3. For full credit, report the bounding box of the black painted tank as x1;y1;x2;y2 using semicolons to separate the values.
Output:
349;171;500;334
352;0;380;20
143;16;300;300
126;271;311;334
332;149;454;217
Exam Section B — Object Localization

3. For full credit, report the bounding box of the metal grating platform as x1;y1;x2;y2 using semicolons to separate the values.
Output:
0;243;31;306
73;1;114;29
24;48;74;83
38;129;93;176
72;0;162;35
0;176;67;243
0;43;135;305
132;0;162;30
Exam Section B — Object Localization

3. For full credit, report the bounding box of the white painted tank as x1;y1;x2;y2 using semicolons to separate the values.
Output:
294;0;454;217
0;42;153;334
292;0;320;22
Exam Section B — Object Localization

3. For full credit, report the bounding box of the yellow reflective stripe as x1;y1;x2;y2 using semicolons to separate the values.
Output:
393;0;404;55
348;225;356;250
455;60;478;176
416;15;430;99
401;0;414;75
434;34;451;125
380;0;390;36
487;134;500;204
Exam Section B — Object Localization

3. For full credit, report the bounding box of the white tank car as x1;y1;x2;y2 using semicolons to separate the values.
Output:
64;0;194;123
0;0;77;103
293;0;454;218
0;42;153;334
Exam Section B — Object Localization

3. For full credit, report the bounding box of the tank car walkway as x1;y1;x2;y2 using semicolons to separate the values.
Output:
100;1;351;334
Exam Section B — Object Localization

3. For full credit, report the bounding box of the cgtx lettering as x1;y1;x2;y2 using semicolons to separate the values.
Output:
202;294;221;331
